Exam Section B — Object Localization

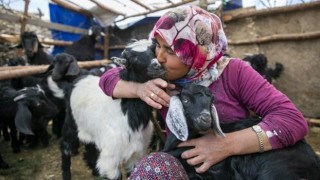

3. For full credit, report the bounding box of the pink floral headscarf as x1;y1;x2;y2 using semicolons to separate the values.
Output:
150;5;228;87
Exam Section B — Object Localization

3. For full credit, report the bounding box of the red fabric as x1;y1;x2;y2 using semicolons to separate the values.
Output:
128;152;188;180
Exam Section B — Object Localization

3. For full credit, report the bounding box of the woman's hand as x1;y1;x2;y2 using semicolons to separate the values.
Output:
177;131;234;173
136;78;176;109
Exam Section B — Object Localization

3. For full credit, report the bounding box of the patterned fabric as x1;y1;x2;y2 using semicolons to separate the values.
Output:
150;5;228;87
128;152;189;180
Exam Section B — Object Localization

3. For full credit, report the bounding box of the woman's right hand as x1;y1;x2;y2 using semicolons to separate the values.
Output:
136;78;175;109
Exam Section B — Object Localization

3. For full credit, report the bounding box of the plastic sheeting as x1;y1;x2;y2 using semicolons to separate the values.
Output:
49;3;103;59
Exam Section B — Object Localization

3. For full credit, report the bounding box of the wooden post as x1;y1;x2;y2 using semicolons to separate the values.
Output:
20;0;30;33
104;27;110;58
51;0;93;17
0;59;111;80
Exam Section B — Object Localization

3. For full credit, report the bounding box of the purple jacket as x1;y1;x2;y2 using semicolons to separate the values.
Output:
99;59;307;149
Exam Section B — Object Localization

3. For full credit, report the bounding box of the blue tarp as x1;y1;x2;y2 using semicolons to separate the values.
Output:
49;3;103;59
224;0;242;11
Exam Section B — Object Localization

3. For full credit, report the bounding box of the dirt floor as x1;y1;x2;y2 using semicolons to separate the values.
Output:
0;121;319;180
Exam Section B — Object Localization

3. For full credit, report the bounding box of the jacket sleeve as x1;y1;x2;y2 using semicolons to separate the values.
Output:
99;67;122;97
228;59;308;149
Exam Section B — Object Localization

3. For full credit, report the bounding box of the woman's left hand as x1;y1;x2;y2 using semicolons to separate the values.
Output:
177;131;233;173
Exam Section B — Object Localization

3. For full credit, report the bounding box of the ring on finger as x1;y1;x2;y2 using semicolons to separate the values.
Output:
150;92;155;98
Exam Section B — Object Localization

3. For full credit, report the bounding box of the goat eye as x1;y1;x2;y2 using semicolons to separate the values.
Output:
182;98;189;104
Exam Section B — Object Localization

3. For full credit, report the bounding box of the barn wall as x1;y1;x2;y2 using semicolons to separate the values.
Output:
224;4;320;117
109;4;320;117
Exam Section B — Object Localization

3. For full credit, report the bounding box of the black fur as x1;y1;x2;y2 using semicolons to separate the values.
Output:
163;83;320;180
243;54;284;83
64;25;104;61
0;82;58;168
19;31;53;65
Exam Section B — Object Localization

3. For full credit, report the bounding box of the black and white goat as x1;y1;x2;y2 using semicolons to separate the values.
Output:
59;39;166;180
163;83;320;180
243;53;284;83
64;25;105;61
0;82;58;158
18;31;53;65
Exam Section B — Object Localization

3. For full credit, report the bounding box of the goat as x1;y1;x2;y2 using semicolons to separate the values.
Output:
18;31;53;65
58;39;166;180
7;57;26;66
0;153;9;169
64;25;105;61
243;53;284;83
0;81;58;153
163;83;320;180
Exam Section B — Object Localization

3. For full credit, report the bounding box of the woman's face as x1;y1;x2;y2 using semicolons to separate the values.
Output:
155;35;189;81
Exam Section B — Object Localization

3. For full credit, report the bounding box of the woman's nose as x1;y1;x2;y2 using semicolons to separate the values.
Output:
156;49;166;63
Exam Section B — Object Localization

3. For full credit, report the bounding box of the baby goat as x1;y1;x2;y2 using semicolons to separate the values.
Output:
18;31;53;65
163;83;320;180
64;25;105;61
59;39;166;180
0;82;58;168
243;53;284;83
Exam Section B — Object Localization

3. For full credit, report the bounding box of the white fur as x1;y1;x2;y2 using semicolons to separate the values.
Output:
127;39;151;52
47;76;65;99
70;75;153;179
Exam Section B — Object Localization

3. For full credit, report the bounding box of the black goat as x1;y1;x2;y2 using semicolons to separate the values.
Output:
18;31;53;65
0;153;9;169
0;82;58;161
7;57;26;66
64;25;105;61
58;39;166;180
243;53;284;83
163;83;320;180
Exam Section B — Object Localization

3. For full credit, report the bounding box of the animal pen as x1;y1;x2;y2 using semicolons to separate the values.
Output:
0;0;319;179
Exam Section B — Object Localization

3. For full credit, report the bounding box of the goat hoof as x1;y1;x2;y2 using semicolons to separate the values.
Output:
92;168;99;176
71;149;79;156
12;147;21;153
0;162;9;169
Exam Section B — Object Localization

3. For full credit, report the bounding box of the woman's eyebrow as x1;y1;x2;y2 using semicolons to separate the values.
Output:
163;44;173;51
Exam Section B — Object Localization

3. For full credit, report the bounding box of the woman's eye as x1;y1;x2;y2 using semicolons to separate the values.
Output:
166;48;175;55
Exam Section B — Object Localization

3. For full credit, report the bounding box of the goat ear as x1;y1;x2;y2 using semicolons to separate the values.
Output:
15;103;34;135
111;57;127;67
211;104;225;137
166;96;189;141
66;59;80;76
10;43;23;49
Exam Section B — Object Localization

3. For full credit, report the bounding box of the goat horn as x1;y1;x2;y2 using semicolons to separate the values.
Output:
14;94;26;102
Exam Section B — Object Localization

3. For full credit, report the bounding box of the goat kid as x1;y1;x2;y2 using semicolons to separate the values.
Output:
17;31;53;65
59;39;166;180
0;82;58;168
243;53;284;83
163;83;320;180
64;25;105;61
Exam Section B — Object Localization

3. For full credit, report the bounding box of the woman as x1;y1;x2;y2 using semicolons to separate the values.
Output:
99;5;307;179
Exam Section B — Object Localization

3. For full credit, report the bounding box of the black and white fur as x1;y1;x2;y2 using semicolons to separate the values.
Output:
0;82;58;168
18;31;53;65
60;39;166;180
163;83;320;180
